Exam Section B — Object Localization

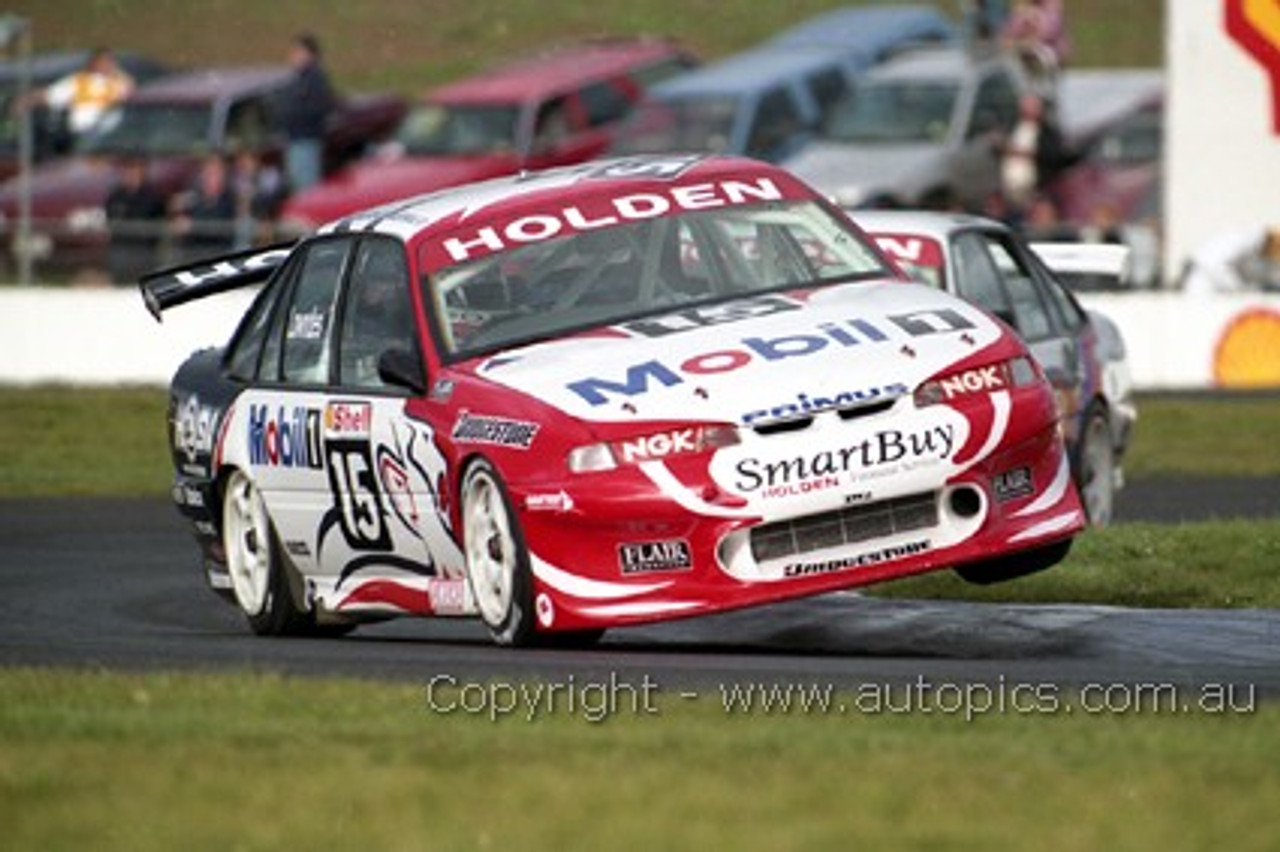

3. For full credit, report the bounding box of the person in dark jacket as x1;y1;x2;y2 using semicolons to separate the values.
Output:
278;32;337;192
169;154;237;261
104;156;166;283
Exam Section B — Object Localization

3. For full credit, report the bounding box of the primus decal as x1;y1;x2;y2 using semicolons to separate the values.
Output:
742;382;909;425
619;539;693;575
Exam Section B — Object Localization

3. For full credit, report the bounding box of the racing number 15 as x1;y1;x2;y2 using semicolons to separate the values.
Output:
325;440;391;551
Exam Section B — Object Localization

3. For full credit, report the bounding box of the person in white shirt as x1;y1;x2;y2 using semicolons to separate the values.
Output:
38;48;135;137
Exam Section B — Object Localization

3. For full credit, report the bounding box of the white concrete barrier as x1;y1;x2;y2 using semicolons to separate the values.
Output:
2;286;257;385
3;286;1279;389
1077;291;1280;389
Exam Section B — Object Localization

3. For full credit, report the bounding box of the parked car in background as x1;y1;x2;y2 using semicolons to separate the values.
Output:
853;209;1134;525
786;47;1024;210
0;65;406;279
142;154;1083;645
610;4;955;163
0;49;171;181
1050;88;1162;226
279;39;695;233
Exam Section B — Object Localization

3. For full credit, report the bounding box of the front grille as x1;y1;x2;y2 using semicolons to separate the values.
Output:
749;492;938;563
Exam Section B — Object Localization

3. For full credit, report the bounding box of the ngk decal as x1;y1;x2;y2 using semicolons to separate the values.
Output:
438;177;783;264
939;365;1008;400
567;308;975;406
617;428;698;464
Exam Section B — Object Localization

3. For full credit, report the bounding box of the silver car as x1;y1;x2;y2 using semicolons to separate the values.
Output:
785;47;1024;210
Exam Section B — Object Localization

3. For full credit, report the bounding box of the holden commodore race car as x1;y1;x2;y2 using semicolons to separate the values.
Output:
850;209;1135;526
143;154;1084;646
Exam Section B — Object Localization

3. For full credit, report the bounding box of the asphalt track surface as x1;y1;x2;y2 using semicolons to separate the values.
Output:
3;477;1279;697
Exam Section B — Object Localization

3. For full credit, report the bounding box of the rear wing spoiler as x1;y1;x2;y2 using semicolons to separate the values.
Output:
139;242;294;322
1029;241;1130;282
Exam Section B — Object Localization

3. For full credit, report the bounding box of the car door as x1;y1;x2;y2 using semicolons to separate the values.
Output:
325;236;467;602
236;237;353;575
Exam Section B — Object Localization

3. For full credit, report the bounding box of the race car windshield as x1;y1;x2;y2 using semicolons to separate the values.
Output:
395;103;520;156
611;97;738;155
424;199;891;359
822;81;958;144
78;104;212;156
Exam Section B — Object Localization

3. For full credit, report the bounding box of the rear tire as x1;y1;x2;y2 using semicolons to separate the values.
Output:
955;538;1073;585
222;469;318;636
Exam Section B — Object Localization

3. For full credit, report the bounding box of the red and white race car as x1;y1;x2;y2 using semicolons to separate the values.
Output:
144;154;1084;646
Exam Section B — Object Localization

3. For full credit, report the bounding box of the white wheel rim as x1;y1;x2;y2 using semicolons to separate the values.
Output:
463;470;515;628
223;472;271;616
1081;418;1115;526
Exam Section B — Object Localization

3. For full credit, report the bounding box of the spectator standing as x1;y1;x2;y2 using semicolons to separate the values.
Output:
999;92;1065;214
30;48;134;148
104;156;165;283
278;33;336;193
170;154;237;261
230;149;287;249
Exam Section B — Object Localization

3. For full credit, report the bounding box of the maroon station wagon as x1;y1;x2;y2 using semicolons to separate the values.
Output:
0;65;405;278
278;39;696;232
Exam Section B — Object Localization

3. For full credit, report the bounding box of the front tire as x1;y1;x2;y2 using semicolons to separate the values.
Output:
955;538;1073;585
1074;406;1116;527
461;460;537;646
222;469;315;636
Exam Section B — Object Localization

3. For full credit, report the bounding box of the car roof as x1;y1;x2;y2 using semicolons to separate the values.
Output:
849;208;1003;241
320;154;809;244
648;45;861;100
765;3;956;56
124;66;291;105
428;39;690;104
860;46;989;83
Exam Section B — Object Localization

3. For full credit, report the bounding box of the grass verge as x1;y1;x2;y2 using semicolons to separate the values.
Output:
876;519;1280;608
0;667;1275;852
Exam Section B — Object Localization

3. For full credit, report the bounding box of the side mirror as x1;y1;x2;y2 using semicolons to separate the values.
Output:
377;348;428;395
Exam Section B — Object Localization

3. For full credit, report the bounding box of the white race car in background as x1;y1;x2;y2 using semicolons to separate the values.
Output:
854;209;1134;525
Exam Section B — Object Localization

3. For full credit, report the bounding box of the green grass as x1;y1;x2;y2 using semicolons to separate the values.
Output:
877;519;1280;608
0;667;1275;852
1124;395;1280;478
19;0;1164;95
0;385;169;496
